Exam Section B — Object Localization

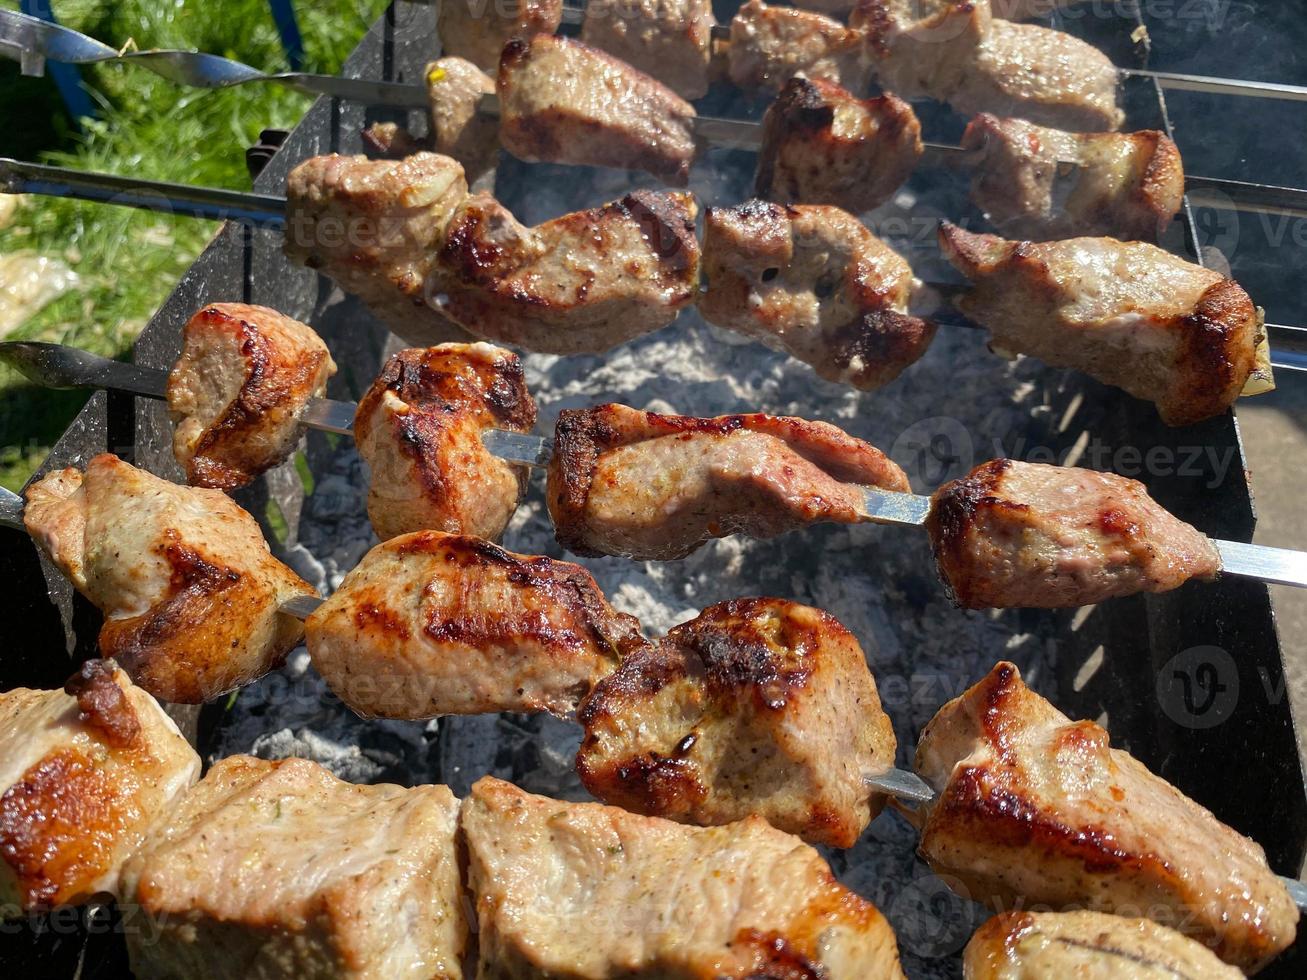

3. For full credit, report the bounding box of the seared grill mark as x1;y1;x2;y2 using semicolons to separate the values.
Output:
64;660;141;749
0;748;136;909
734;929;827;980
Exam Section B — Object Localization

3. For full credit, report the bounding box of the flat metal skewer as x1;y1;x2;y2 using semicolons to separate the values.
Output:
9;7;1307;111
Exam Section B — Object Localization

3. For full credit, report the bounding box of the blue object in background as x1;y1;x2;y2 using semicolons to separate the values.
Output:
267;0;304;70
20;0;95;123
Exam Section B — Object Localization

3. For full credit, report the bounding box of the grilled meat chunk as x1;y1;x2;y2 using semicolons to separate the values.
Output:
728;0;873;93
926;459;1220;609
120;756;466;980
756;77;922;213
435;189;699;354
353;344;536;542
700;199;935;391
701;200;935;389
962;113;1184;240
284;153;469;347
498;34;698;184
23;454;316;703
547;403;909;560
167;303;336;491
577;597;896;847
306;531;644;719
462;776;907;978
916;662;1298;972
964;910;1242;979
437;0;562;71
939;223;1260;426
855;2;1124;131
426;57;499;181
582;0;715;100
0;662;199;914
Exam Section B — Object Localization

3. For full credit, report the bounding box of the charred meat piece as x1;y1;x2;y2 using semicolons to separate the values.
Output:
497;34;698;184
167;303;336;491
426;57;499;182
577;597;896;847
728;0;873;93
926;459;1220;609
756;77;922;213
581;0;715;101
964;910;1242;979
306;531;645;720
916;662;1298;972
939;223;1261;426
462;776;907;978
0;662;199;914
283;153;469;347
353;343;536;542
547;403;909;560
437;0;562;71
701;200;935;389
119;756;466;980
23;454;316;703
962;113;1184;241
435;188;699;354
854;1;1124;131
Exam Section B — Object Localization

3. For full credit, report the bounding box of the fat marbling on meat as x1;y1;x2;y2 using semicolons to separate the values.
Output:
926;458;1220;609
547;403;909;560
436;0;562;71
497;33;698;184
119;755;466;980
581;0;715;100
962;113;1184;241
701;199;935;389
939;223;1261;426
963;910;1241;979
306;531;645;720
577;597;896;847
756;76;923;214
462;776;907;978
167;303;336;491
284;153;470;347
0;661;198;913
728;0;873;93
916;661;1297;972
435;188;699;354
352;343;536;542
854;1;1123;131
22;454;315;703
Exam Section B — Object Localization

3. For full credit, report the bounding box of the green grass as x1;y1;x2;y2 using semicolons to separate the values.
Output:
0;0;387;490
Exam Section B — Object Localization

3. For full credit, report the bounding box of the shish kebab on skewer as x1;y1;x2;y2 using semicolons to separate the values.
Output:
0;665;908;978
1;650;1300;974
1;151;1295;424
11;0;1307;125
7;3;1307;226
4;315;1306;600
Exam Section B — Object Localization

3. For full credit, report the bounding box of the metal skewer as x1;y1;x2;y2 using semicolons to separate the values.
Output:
2;158;1306;374
5;479;1305;905
9;340;1304;588
8;7;1307;112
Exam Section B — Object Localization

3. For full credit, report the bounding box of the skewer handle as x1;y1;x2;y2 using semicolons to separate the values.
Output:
0;341;168;399
0;156;286;226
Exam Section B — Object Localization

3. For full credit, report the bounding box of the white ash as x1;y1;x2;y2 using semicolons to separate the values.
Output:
211;164;1082;978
